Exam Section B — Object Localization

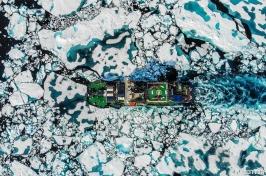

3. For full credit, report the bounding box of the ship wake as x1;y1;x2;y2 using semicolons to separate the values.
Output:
194;75;266;109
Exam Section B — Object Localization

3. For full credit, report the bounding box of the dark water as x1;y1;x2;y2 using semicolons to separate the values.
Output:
0;11;22;80
14;0;43;9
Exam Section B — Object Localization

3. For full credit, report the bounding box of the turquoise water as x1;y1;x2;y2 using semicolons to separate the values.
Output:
232;29;238;37
215;23;220;30
231;0;262;5
116;144;130;153
184;1;211;22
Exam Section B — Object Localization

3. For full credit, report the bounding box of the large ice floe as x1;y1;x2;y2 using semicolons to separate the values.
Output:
39;0;84;16
0;0;265;175
38;7;140;77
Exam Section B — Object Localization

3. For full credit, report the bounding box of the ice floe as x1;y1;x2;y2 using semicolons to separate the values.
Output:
10;161;38;176
7;12;27;40
78;142;107;173
0;0;265;175
174;0;250;52
39;0;83;16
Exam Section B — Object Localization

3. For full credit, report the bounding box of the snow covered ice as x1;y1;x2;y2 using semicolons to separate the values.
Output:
0;0;265;175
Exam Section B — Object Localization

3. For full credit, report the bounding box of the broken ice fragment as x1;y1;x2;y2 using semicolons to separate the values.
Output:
116;136;133;154
208;122;221;133
7;13;27;40
17;83;44;99
10;161;38;176
78;142;107;172
9;92;28;106
102;158;125;176
134;155;151;169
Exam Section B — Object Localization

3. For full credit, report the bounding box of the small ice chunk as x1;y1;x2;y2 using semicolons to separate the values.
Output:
248;119;265;130
152;141;163;150
116;136;133;153
38;29;57;51
13;138;32;155
134;155;151;169
134;128;145;138
142;15;160;29
205;110;212;120
156;159;174;175
7;13;27;40
165;0;177;4
53;136;72;146
143;33;155;49
230;120;238;132
212;52;220;64
121;121;130;135
29;157;42;170
1;104;14;116
4;66;14;78
8;48;25;60
102;158;124;176
40;139;52;154
250;60;257;68
208;123;221;133
151;151;161;162
78;142;106;172
157;43;177;64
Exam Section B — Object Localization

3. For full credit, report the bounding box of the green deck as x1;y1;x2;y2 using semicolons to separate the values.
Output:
88;95;107;108
88;81;106;92
147;83;168;102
